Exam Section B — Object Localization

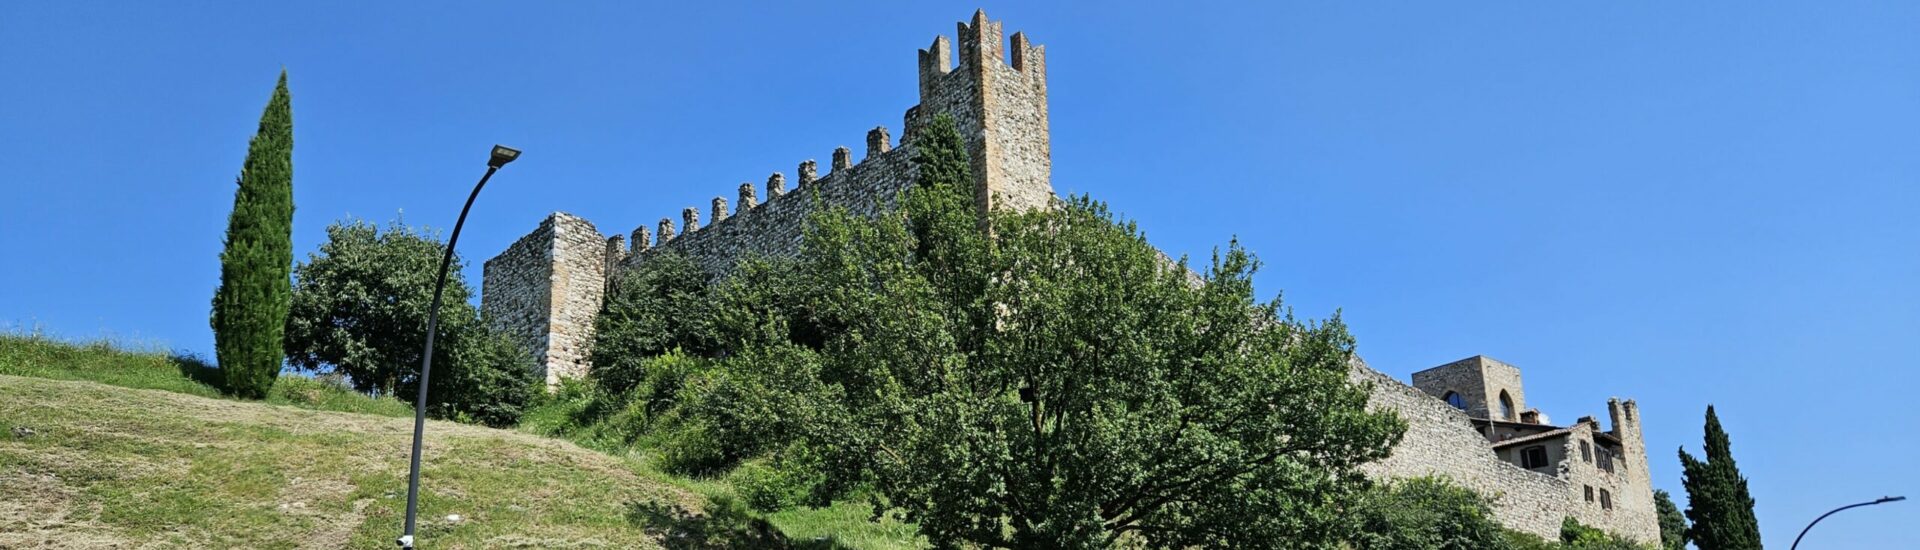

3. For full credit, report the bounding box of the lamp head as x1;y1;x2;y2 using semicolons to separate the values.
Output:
489;145;521;168
1877;496;1907;504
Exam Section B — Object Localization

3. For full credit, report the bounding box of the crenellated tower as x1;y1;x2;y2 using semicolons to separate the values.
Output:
910;9;1052;213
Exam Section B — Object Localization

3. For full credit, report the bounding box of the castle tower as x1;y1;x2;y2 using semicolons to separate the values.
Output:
1607;398;1658;534
911;9;1052;213
1411;355;1529;422
479;213;610;387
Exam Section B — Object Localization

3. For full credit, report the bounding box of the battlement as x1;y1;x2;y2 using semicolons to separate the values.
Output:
483;9;1055;378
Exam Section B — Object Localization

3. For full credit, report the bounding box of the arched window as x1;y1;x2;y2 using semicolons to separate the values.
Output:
1444;391;1467;411
1498;391;1516;421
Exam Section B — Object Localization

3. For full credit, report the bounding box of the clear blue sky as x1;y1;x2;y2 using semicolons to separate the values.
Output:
3;2;1914;546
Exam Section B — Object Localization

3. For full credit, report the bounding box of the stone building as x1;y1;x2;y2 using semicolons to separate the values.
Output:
478;10;1657;543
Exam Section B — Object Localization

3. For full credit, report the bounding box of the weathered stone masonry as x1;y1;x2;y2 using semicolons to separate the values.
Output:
479;10;1656;543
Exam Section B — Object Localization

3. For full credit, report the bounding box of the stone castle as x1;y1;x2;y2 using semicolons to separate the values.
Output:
478;11;1659;543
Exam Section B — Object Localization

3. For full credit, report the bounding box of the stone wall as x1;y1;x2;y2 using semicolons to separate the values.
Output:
480;218;556;380
479;212;608;386
1581;400;1660;541
1353;360;1575;539
1358;360;1659;543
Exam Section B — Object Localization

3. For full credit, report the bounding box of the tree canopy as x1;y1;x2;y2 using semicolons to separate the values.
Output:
585;114;1406;548
283;219;536;427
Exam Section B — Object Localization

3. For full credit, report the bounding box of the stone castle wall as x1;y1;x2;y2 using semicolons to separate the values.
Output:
479;212;607;386
478;10;1657;544
1356;362;1659;542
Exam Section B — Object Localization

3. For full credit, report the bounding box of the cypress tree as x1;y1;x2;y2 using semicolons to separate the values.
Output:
1679;405;1762;550
211;71;295;399
1655;489;1691;550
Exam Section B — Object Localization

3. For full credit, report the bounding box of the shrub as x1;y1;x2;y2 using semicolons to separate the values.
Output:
591;251;717;396
1560;517;1652;550
1349;477;1512;550
658;422;729;477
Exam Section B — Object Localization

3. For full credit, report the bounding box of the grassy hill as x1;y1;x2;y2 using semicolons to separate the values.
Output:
0;335;920;549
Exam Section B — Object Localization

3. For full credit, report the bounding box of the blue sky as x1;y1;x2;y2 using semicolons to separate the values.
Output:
3;2;1915;546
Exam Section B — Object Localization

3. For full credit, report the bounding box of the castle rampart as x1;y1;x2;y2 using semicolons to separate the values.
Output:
477;11;1657;544
479;212;609;385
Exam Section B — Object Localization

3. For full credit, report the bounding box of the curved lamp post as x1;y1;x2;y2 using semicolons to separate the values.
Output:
1789;495;1905;550
398;144;521;549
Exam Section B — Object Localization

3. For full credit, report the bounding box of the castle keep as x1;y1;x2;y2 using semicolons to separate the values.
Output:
479;11;1658;543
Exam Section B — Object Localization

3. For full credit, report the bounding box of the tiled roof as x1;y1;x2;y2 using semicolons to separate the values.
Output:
1491;427;1574;449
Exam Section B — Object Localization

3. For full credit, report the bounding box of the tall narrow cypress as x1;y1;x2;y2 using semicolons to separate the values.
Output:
211;71;294;398
1679;405;1763;550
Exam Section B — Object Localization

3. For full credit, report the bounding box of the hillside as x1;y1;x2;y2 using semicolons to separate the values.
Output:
0;374;787;549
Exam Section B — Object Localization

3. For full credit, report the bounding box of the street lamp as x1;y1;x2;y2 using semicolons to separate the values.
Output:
397;144;521;549
1789;495;1905;550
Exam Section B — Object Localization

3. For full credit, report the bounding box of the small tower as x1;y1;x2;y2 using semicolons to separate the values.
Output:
910;9;1052;213
1412;355;1529;422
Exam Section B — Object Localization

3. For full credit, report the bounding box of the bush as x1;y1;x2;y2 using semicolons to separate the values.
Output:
519;378;650;454
1560;517;1652;550
670;344;829;475
1349;477;1512;550
658;422;730;477
408;328;538;428
729;460;796;512
591;251;717;396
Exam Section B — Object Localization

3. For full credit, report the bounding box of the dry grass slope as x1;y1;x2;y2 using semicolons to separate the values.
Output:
0;375;771;549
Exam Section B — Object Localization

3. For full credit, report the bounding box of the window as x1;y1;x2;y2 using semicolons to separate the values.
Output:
1584;485;1595;503
1580;440;1593;463
1600;489;1613;510
1498;391;1516;421
1444;391;1467;411
1521;446;1549;469
1598;446;1615;473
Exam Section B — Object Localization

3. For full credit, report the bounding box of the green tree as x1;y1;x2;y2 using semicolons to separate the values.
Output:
589;250;717;396
712;114;1405;548
1679;406;1762;550
1349;477;1512;550
1655;489;1690;550
210;71;295;398
283;219;537;427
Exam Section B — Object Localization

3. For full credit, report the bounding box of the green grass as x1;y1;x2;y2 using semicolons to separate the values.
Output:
0;332;412;418
0;375;831;548
0;332;922;548
518;382;927;550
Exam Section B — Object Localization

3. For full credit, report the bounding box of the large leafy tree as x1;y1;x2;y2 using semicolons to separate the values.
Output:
210;71;295;398
283;219;536;427
1654;489;1690;550
1679;406;1762;550
710;114;1405;548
